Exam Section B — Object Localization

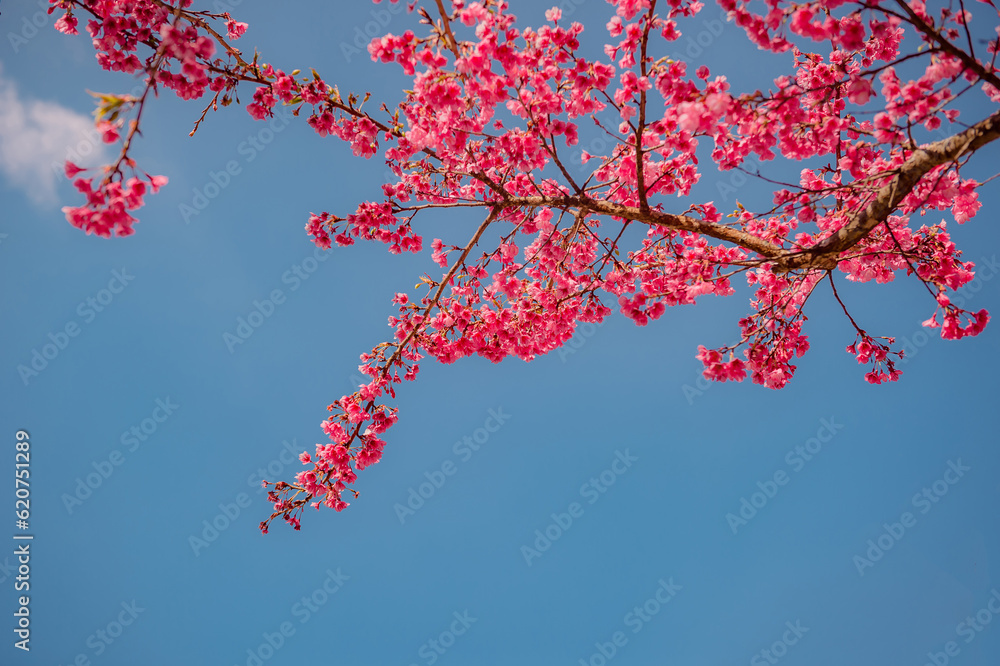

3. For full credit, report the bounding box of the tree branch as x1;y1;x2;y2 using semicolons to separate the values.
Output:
777;109;1000;271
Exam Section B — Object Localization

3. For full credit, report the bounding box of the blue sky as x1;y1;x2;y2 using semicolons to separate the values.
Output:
1;1;999;665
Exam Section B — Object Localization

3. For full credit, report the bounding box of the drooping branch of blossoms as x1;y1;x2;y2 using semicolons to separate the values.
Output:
57;0;188;237
49;0;998;531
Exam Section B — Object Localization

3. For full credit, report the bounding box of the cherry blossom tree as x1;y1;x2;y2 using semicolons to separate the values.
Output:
49;0;998;531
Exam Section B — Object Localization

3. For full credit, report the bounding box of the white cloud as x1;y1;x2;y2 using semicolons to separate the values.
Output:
0;64;108;206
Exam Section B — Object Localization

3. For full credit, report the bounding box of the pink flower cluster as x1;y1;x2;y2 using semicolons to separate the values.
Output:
61;162;167;238
925;293;991;341
846;332;902;384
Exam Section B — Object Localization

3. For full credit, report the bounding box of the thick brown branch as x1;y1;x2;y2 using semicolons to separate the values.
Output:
778;109;1000;271
493;194;787;259
488;103;999;270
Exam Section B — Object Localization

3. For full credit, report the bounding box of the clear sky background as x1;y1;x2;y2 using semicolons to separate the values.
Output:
1;1;998;665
